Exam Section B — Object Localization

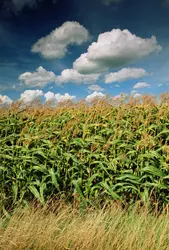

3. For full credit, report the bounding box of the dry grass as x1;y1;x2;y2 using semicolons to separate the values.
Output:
0;202;169;250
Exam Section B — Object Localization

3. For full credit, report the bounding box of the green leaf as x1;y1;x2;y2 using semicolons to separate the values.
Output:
72;178;85;200
12;184;18;203
28;185;44;204
141;166;165;177
49;168;60;191
100;182;121;200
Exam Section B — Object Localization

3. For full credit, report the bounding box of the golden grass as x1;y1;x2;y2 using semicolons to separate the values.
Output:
0;202;169;250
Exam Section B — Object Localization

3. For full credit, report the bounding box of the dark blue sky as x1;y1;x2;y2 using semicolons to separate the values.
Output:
0;0;169;104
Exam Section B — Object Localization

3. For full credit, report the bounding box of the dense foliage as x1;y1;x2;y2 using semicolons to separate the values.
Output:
1;95;169;212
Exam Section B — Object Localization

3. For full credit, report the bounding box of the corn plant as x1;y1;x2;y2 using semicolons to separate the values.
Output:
0;95;169;213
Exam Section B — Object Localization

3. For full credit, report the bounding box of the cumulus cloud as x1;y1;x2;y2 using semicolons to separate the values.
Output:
73;29;161;74
32;21;90;59
44;91;56;102
44;91;76;103
0;94;13;107
88;84;104;92
73;53;107;74
85;91;105;102
56;69;100;84
133;82;150;89
112;94;121;100
105;68;150;83
130;90;142;98
112;93;128;100
133;93;142;98
20;89;43;104
19;66;56;87
131;90;137;95
55;93;76;103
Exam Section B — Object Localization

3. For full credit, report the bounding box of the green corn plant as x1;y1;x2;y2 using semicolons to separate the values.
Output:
1;96;169;213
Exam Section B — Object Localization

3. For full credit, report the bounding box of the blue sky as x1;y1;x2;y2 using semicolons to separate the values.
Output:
0;0;169;105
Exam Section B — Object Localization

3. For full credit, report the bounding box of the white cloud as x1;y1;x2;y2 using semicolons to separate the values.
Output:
133;82;150;89
56;69;100;84
0;95;13;107
44;91;56;102
112;94;121;100
73;29;161;74
133;93;142;98
19;66;56;87
32;21;90;59
55;93;76;103
20;89;43;104
130;90;142;98
44;91;76;103
73;53;107;74
85;91;105;102
112;93;128;100
131;90;138;95
88;84;104;92
105;68;150;83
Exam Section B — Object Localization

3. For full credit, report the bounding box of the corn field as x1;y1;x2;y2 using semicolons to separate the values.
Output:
1;94;169;213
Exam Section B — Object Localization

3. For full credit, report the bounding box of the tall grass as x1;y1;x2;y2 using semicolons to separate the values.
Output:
1;94;169;213
0;202;169;250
